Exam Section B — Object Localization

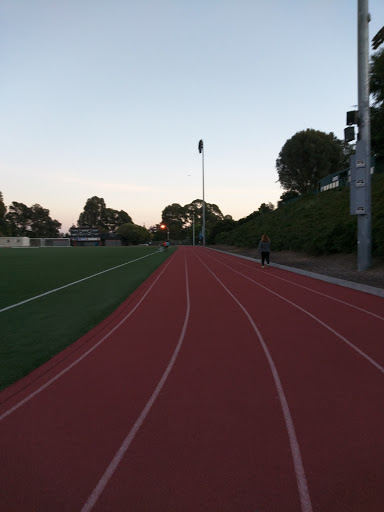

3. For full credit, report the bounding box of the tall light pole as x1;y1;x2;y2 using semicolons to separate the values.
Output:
192;212;195;246
356;0;372;270
198;139;206;246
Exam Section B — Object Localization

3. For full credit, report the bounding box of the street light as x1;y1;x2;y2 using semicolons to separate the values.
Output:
160;223;169;241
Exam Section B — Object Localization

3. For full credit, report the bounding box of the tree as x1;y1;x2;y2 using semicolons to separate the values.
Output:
148;199;226;242
161;203;187;240
78;197;133;232
258;202;275;214
370;48;384;169
116;223;149;245
29;204;61;237
370;48;384;105
5;202;32;236
0;191;7;235
277;190;299;207
77;196;106;227
182;199;224;243
208;216;236;244
100;208;132;232
276;129;348;194
5;201;61;237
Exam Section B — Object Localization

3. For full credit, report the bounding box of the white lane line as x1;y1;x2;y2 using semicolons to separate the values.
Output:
0;255;173;423
80;255;190;512
209;253;384;374
0;251;160;314
196;254;313;512
218;253;384;321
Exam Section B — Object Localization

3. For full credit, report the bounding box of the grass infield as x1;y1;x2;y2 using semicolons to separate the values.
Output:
0;246;176;391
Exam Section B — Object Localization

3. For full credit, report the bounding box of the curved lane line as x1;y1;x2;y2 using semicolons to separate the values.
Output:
209;253;384;374
196;253;313;512
80;255;191;512
216;252;384;321
0;255;173;423
0;251;160;314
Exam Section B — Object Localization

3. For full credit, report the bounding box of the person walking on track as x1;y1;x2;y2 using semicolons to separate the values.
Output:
258;234;271;268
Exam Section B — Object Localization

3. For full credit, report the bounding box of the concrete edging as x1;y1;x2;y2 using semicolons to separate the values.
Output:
207;247;384;299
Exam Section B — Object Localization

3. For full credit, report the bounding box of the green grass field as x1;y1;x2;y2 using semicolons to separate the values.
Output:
0;246;176;391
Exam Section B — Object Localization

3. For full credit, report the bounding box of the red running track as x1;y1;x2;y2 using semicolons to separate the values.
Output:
1;246;383;512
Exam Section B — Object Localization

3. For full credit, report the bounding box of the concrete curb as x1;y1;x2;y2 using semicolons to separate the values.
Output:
207;247;384;299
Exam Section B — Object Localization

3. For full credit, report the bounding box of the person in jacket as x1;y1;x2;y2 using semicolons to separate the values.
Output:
258;234;271;268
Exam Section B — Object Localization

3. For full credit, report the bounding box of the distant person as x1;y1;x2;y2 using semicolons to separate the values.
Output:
166;241;170;249
258;234;271;268
163;241;168;251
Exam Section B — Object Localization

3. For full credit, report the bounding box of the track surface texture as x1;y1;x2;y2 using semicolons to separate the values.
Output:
1;247;383;512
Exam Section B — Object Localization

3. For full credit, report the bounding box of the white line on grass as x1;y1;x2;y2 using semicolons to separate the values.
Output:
0;253;171;422
196;253;313;512
0;251;160;314
80;255;190;512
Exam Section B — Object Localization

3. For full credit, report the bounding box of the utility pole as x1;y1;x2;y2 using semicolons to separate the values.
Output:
356;0;372;270
198;139;206;246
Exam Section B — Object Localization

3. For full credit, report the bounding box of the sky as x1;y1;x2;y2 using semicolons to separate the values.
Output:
1;0;384;234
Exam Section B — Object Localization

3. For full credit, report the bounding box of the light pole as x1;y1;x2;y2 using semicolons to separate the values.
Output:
192;212;195;246
160;223;169;241
356;0;372;270
198;139;206;246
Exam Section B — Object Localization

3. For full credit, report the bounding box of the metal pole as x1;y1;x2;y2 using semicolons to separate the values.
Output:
192;212;195;246
357;0;372;270
202;146;206;246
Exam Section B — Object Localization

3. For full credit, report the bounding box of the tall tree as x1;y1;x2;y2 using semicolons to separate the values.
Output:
276;129;348;194
77;196;106;227
29;204;61;237
5;201;61;237
370;48;384;169
5;202;32;236
78;197;133;231
0;191;7;235
100;208;132;231
161;203;187;240
184;199;224;242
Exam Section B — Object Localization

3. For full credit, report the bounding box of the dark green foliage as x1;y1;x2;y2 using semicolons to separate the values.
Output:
371;172;384;254
371;48;384;172
370;48;384;106
161;203;188;240
149;199;225;243
116;223;150;244
77;196;132;231
278;190;300;206
0;191;7;236
207;217;236;244
5;201;62;237
214;173;384;257
276;129;350;194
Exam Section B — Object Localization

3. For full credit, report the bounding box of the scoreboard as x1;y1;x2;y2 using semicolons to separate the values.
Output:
70;228;100;241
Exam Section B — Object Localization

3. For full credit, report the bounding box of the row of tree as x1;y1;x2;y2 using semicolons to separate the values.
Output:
0;192;230;245
0;196;62;238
